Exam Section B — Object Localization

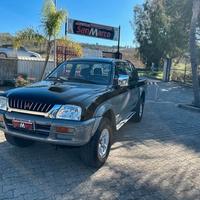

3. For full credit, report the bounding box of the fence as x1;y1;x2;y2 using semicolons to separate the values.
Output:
0;58;17;84
137;68;164;80
137;57;200;86
56;46;80;65
17;57;54;81
0;57;55;85
170;62;200;84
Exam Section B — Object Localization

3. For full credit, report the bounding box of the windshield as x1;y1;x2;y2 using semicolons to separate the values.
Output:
46;61;113;85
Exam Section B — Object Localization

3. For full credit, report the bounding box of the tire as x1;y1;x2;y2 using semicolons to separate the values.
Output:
0;53;7;58
80;118;113;168
132;96;145;123
5;133;34;148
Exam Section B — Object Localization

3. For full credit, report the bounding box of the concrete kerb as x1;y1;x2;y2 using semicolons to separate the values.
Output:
178;103;200;113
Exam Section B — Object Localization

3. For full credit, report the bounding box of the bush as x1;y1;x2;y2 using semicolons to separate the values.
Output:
15;74;29;87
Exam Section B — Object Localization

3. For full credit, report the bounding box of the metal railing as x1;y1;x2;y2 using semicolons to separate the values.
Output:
170;65;200;84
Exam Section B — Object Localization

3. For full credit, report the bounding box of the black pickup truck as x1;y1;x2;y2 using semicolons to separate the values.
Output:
0;58;147;168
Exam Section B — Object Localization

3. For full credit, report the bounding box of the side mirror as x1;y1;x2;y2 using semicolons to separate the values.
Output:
116;74;129;87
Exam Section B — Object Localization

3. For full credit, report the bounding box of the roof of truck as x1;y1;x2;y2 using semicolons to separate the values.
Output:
69;57;123;63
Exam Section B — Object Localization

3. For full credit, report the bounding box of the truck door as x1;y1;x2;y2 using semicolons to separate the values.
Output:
124;62;139;112
111;62;132;123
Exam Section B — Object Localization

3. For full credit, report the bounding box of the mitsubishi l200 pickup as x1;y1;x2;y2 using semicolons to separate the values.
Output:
0;58;147;168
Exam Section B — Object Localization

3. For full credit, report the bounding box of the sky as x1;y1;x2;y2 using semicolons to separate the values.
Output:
0;0;143;47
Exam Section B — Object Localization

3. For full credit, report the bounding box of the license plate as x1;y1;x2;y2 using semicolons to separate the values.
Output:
12;120;33;130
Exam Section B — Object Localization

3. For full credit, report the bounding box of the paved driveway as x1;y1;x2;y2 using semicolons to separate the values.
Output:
0;82;200;200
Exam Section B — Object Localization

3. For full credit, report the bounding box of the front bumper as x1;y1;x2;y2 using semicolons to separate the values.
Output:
0;111;102;146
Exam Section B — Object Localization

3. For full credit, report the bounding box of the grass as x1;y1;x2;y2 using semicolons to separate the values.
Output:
138;70;163;80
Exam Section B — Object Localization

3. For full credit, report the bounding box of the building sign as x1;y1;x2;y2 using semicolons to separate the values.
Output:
67;18;119;41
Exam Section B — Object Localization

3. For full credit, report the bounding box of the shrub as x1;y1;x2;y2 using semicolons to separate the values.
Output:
15;74;29;87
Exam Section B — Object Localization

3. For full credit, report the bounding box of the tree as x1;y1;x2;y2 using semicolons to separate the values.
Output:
189;0;200;107
16;28;45;44
133;0;192;69
56;38;83;59
13;28;45;50
134;0;200;107
16;28;44;41
164;0;192;58
134;1;169;68
0;33;13;45
40;0;67;80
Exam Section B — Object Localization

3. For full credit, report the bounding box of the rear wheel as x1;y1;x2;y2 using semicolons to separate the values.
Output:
133;96;145;122
80;118;112;168
5;133;34;147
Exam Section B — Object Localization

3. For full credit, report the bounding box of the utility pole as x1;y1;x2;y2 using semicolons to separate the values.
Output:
65;19;68;39
54;0;57;67
117;26;121;59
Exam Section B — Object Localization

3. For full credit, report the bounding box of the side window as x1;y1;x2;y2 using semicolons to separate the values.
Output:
115;62;138;86
125;62;138;86
56;63;73;77
115;62;127;77
129;63;139;84
124;63;133;76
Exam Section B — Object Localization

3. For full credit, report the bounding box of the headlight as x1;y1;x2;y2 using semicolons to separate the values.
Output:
0;96;7;111
56;105;82;121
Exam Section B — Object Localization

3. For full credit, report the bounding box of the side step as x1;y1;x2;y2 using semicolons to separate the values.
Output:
116;112;136;130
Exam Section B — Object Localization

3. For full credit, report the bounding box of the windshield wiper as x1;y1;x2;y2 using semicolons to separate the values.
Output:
68;77;97;84
46;76;67;82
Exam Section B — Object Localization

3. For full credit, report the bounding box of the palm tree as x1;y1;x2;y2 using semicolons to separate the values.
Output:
40;0;67;80
189;0;200;107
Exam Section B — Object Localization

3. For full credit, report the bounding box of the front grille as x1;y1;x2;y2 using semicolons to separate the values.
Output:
8;98;53;113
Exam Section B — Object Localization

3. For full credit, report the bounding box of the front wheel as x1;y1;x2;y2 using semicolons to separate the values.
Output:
80;118;113;168
0;53;7;58
5;133;34;147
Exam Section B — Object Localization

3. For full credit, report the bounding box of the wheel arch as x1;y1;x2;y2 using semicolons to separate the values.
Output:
0;52;7;57
93;104;117;134
102;109;116;131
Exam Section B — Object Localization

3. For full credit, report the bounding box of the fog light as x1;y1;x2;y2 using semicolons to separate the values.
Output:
0;116;5;128
55;126;74;134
